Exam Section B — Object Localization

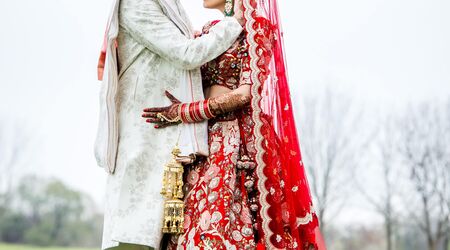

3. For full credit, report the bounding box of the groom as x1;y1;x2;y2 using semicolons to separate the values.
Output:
95;0;244;249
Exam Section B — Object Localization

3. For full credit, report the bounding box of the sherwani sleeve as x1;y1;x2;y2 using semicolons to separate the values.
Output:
119;0;243;70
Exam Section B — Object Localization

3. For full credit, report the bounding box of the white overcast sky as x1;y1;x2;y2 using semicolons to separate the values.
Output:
0;0;449;225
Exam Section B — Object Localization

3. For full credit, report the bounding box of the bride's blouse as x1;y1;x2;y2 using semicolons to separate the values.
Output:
200;20;252;90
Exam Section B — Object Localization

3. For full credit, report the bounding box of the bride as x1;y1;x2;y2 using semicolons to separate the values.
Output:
142;0;326;249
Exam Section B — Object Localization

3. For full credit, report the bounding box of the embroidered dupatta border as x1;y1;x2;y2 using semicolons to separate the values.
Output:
242;0;278;248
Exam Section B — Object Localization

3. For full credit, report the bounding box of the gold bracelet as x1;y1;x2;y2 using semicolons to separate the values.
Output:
156;112;181;123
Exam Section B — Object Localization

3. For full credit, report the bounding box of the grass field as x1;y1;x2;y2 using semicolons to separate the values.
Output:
0;243;97;250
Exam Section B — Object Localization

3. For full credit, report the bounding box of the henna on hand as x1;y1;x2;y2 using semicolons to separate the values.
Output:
142;91;182;128
208;92;251;116
142;90;251;127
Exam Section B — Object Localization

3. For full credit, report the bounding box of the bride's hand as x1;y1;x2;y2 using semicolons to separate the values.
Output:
142;91;181;129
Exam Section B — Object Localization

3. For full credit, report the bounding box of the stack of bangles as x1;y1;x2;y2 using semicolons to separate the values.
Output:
178;99;216;123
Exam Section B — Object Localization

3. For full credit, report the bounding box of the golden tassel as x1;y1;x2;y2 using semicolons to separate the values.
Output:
161;144;184;234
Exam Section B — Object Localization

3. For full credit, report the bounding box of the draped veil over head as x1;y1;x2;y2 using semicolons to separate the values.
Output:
240;0;326;249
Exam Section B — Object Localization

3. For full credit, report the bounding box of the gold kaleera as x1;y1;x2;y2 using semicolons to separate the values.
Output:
161;143;185;234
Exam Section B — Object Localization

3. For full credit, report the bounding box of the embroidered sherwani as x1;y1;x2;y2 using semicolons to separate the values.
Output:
95;0;243;249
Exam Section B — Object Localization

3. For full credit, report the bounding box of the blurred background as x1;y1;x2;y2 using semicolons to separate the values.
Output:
0;0;449;249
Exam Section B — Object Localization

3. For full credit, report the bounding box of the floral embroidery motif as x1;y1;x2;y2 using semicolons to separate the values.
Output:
168;118;257;249
167;17;320;250
168;20;261;250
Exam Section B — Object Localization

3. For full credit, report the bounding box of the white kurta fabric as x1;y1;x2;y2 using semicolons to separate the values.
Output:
98;0;243;249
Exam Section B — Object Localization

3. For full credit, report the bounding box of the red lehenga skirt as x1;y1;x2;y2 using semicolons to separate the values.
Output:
168;109;259;250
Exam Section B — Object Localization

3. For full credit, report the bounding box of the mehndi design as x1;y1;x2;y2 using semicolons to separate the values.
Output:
142;90;251;128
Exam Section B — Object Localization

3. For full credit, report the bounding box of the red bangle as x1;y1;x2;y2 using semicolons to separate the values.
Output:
198;100;207;120
204;99;215;118
188;103;197;122
180;103;191;123
180;100;215;123
191;102;199;122
193;101;203;121
186;103;194;123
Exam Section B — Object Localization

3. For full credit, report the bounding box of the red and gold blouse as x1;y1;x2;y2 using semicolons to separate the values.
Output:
200;20;252;90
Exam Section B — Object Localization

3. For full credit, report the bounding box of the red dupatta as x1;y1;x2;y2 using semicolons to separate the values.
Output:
242;0;327;249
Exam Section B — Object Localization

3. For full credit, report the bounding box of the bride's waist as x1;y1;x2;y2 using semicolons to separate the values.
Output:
204;85;232;98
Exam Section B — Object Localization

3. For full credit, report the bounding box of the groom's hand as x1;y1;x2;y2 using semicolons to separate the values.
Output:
142;91;181;129
175;154;197;165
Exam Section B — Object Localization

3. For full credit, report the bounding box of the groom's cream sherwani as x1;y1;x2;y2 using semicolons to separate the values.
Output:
94;0;242;249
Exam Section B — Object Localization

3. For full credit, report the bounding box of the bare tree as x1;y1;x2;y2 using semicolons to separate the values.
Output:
297;86;371;232
0;119;35;205
355;114;403;250
399;101;450;250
